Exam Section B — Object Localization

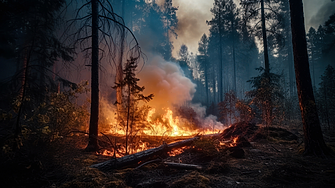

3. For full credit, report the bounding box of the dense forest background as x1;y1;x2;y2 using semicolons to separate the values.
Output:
0;0;334;187
1;0;334;131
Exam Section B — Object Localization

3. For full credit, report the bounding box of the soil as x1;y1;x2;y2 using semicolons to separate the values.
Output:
4;123;335;188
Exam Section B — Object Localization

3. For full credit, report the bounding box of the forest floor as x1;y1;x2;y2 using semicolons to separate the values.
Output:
3;123;335;188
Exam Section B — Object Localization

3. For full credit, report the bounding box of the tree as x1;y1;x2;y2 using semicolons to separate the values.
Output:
113;57;153;155
240;0;286;126
0;0;74;142
289;0;332;156
67;0;141;151
162;0;178;60
197;34;210;106
246;67;283;126
218;90;238;125
178;44;192;79
132;1;176;60
207;0;226;102
240;0;279;74
278;0;295;97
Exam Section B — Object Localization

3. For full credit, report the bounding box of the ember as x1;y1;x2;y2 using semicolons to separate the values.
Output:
168;146;189;156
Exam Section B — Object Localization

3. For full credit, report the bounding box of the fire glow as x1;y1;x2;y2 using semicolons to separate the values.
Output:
98;56;225;157
107;107;222;137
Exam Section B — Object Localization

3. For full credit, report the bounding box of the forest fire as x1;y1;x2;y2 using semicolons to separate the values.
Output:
96;56;226;157
98;106;225;157
106;107;222;137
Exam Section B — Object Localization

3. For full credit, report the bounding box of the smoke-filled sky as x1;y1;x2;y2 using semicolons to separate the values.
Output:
168;0;335;58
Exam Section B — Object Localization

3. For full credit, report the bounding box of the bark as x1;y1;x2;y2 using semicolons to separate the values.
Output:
85;0;99;152
90;136;200;171
289;0;331;156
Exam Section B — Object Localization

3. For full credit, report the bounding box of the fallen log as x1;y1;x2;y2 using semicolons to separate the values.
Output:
164;162;203;170
90;136;200;171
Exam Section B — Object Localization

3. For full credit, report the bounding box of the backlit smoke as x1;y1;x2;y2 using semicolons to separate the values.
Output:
138;56;196;111
138;55;224;129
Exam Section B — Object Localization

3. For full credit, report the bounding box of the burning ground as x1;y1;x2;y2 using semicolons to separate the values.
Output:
25;122;335;188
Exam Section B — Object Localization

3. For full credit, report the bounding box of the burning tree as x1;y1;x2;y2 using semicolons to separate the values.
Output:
113;57;154;155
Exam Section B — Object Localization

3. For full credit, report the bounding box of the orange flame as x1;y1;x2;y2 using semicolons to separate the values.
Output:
107;107;221;137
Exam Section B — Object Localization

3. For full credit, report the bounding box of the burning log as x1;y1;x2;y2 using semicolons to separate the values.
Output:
90;136;200;171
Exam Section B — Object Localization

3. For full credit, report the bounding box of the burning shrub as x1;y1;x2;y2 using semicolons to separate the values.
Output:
113;57;154;155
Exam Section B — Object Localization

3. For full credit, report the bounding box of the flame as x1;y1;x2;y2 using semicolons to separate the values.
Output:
98;141;152;157
168;146;188;156
219;136;239;147
143;108;220;136
233;137;238;144
107;107;221;137
101;105;224;158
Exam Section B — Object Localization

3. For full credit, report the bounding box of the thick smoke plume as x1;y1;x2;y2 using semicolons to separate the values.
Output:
138;55;224;130
138;56;196;111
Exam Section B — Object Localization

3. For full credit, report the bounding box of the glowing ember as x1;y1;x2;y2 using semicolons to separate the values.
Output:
97;141;153;157
219;137;239;147
233;137;238;144
168;146;189;156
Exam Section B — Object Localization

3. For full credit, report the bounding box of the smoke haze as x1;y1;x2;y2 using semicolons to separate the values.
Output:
308;2;335;29
171;0;214;57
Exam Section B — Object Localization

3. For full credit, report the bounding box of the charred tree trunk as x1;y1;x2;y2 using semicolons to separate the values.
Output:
289;0;331;156
86;0;99;152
